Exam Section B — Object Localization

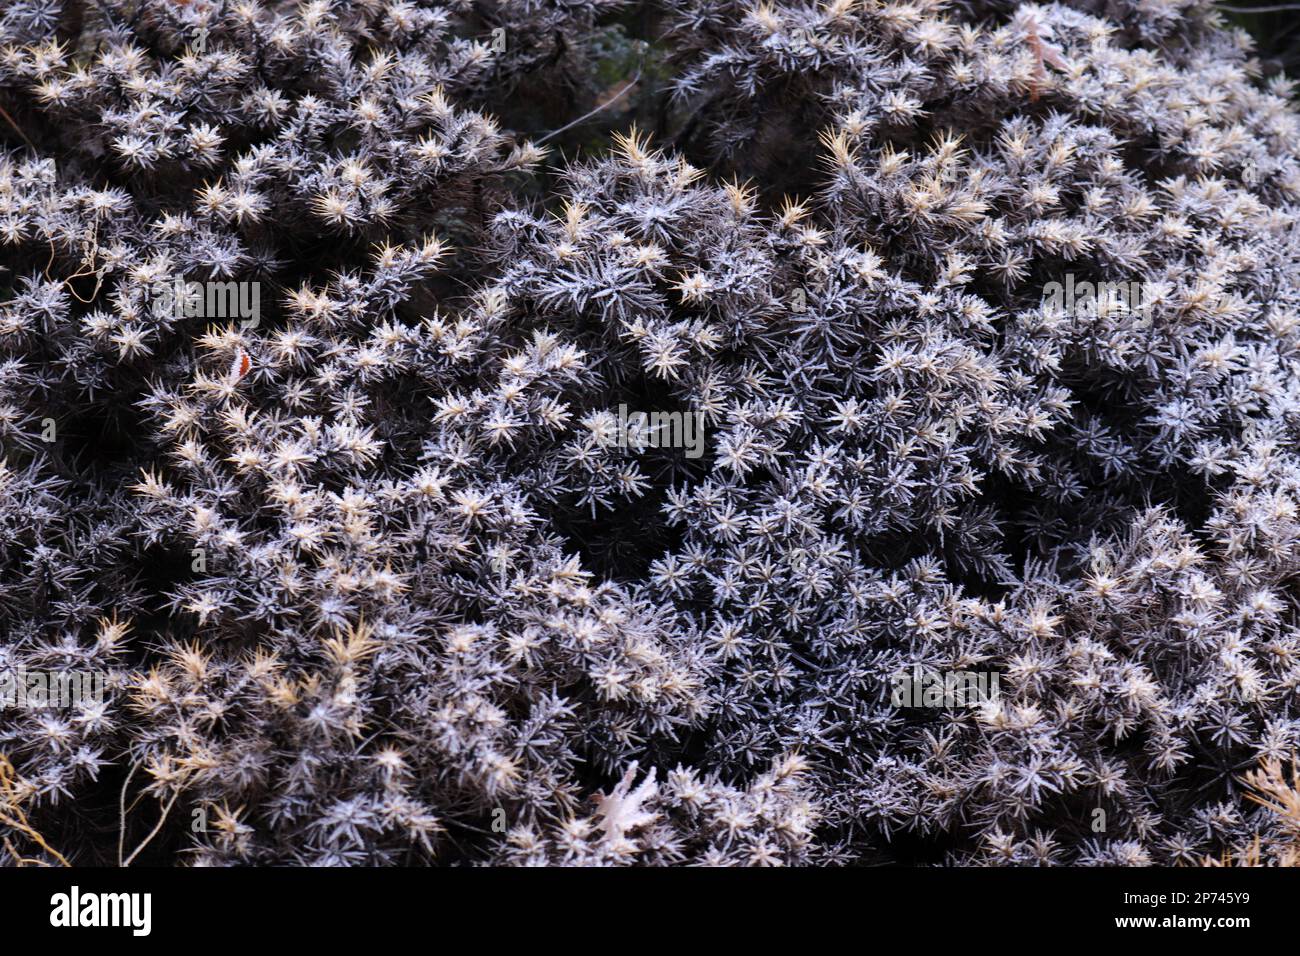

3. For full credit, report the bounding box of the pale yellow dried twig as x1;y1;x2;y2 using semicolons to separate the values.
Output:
0;753;70;867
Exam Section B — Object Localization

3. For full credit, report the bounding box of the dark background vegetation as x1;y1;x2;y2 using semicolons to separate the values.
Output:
1219;1;1300;75
503;2;1300;205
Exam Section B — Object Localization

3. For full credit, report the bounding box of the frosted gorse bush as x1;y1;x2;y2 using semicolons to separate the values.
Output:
2;0;1300;867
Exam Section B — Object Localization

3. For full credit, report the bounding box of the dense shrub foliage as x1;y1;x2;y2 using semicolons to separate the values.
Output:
2;0;1300;866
